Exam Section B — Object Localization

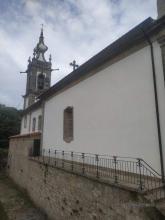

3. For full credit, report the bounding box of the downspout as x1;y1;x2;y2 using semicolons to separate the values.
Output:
40;101;45;155
142;29;165;182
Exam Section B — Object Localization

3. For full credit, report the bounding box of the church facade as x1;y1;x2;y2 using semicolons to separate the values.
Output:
20;0;165;177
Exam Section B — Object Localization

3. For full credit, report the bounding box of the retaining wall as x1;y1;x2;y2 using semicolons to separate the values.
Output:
8;137;163;220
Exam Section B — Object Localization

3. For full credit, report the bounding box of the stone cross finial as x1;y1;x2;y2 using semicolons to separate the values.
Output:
49;54;52;62
41;23;44;29
157;0;165;18
70;60;79;71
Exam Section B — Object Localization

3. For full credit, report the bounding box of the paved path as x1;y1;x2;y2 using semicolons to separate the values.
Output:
0;172;48;220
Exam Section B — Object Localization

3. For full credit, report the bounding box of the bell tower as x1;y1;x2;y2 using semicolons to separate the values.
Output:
157;0;165;18
23;27;52;109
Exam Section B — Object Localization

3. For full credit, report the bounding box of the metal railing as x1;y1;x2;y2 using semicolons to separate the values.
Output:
30;149;165;201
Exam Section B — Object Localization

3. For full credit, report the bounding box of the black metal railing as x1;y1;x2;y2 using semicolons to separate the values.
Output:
30;149;165;201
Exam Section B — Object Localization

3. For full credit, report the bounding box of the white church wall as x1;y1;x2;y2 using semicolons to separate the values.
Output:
29;108;42;133
21;114;30;134
42;42;163;174
20;108;42;134
25;97;29;109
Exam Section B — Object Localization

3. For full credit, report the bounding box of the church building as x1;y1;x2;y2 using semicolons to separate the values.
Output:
20;0;165;177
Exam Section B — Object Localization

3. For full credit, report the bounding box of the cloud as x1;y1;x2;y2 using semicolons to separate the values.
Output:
0;0;156;108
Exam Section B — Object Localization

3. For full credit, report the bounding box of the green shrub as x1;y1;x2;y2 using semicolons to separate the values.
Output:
0;202;8;220
0;104;22;148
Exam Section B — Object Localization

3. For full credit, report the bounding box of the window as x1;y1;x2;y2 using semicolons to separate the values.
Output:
63;107;73;143
24;115;27;128
32;117;36;132
37;73;45;90
38;115;42;131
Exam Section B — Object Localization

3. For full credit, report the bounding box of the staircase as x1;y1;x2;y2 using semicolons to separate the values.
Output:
143;183;165;216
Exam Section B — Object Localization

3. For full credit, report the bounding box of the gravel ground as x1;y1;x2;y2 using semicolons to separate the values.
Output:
0;173;48;220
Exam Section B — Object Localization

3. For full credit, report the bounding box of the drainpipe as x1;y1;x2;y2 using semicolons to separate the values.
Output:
40;101;45;155
142;29;165;182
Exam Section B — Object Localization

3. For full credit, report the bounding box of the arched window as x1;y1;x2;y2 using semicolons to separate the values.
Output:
63;107;73;143
38;115;42;131
32;117;36;132
37;73;45;90
24;115;27;128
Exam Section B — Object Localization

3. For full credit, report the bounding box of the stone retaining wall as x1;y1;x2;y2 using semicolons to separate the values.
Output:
8;137;164;220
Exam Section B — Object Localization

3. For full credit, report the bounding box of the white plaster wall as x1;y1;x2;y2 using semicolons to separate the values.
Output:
42;43;165;173
30;108;42;132
21;114;30;134
20;108;42;134
25;97;29;109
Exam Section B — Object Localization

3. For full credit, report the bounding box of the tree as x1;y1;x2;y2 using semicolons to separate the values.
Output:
0;104;22;148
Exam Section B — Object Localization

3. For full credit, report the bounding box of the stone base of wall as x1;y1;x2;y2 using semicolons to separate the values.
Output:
8;137;164;220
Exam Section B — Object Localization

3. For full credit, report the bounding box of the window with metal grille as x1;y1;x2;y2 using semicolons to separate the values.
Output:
38;115;42;131
32;117;36;132
63;107;73;142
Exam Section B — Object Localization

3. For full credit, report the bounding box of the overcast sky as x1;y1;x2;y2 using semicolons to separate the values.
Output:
0;0;157;109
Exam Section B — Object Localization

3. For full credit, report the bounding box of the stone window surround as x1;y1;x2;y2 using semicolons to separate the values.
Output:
63;106;74;143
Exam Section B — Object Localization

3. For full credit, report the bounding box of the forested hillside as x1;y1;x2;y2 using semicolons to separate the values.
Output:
0;104;22;148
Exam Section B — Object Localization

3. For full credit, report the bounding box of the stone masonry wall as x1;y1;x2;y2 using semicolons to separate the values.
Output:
8;137;164;220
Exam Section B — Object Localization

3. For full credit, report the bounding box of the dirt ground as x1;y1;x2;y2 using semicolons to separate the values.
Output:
0;172;48;220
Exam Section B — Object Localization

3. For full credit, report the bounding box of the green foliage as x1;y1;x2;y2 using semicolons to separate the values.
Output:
0;202;8;220
0;104;22;148
0;148;8;169
0;148;8;158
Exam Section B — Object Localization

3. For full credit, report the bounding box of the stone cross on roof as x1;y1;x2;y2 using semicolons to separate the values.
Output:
70;60;79;71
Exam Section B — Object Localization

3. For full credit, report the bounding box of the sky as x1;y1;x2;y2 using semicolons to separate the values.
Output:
0;0;157;109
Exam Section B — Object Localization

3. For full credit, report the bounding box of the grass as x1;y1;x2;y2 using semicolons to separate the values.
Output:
0;173;34;208
0;173;38;219
0;202;8;220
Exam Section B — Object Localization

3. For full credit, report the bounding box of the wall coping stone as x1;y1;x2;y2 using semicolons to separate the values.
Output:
9;132;41;139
